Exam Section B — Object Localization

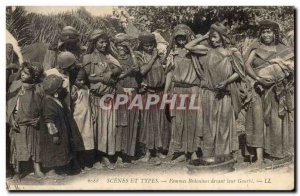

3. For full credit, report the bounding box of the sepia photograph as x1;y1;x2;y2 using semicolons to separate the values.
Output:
5;5;295;191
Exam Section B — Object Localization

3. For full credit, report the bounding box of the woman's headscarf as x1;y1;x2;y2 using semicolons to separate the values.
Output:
258;20;281;45
167;24;196;53
209;22;233;46
167;24;204;79
86;29;111;54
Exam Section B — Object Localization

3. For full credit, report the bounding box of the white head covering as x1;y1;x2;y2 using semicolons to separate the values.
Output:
6;29;23;64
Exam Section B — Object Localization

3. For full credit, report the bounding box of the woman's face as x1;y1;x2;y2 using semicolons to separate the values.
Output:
96;38;109;52
175;35;187;47
261;28;275;45
116;44;129;56
142;42;154;54
20;67;32;83
209;31;223;48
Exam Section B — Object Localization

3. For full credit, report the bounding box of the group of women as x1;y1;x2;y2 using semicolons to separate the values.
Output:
6;19;294;179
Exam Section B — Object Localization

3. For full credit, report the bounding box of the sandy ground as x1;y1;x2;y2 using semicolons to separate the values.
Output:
6;152;294;191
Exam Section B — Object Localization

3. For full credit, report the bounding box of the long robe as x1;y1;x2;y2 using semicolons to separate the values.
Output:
135;51;171;150
166;48;202;154
72;85;94;150
7;82;44;164
244;42;294;158
115;55;141;156
200;47;243;158
83;50;121;155
40;96;73;168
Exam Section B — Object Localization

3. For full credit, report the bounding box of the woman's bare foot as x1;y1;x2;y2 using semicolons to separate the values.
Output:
46;170;64;180
102;157;115;170
140;153;151;162
93;162;104;170
191;152;198;161
157;153;167;159
115;157;126;168
34;171;45;178
249;160;264;168
170;154;186;164
12;173;21;182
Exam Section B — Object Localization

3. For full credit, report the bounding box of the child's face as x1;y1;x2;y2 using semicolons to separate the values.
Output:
175;35;187;47
75;78;86;88
142;42;154;54
20;67;32;83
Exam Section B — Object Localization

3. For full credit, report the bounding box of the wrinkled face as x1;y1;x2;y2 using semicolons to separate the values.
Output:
261;28;275;45
209;31;223;48
21;67;32;83
142;42;155;54
75;78;86;88
96;38;109;52
116;44;129;56
175;35;187;47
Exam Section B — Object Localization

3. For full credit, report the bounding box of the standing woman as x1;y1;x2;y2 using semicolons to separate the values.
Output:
185;22;245;163
83;30;122;169
164;24;203;163
135;32;170;162
114;33;141;164
244;20;294;167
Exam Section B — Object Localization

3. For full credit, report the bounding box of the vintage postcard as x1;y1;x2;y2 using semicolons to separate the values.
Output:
5;6;295;191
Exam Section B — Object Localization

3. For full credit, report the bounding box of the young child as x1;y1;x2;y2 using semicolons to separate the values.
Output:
7;62;44;180
41;74;73;178
71;69;95;171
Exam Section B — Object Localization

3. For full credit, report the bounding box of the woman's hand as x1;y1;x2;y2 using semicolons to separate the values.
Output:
152;49;158;57
256;77;274;87
215;80;228;90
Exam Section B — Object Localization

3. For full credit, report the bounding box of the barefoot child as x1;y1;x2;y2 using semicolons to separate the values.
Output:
41;74;73;178
7;62;45;179
71;69;95;171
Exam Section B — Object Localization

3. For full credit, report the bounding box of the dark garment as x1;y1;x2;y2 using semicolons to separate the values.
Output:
7;82;44;163
40;96;72;168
